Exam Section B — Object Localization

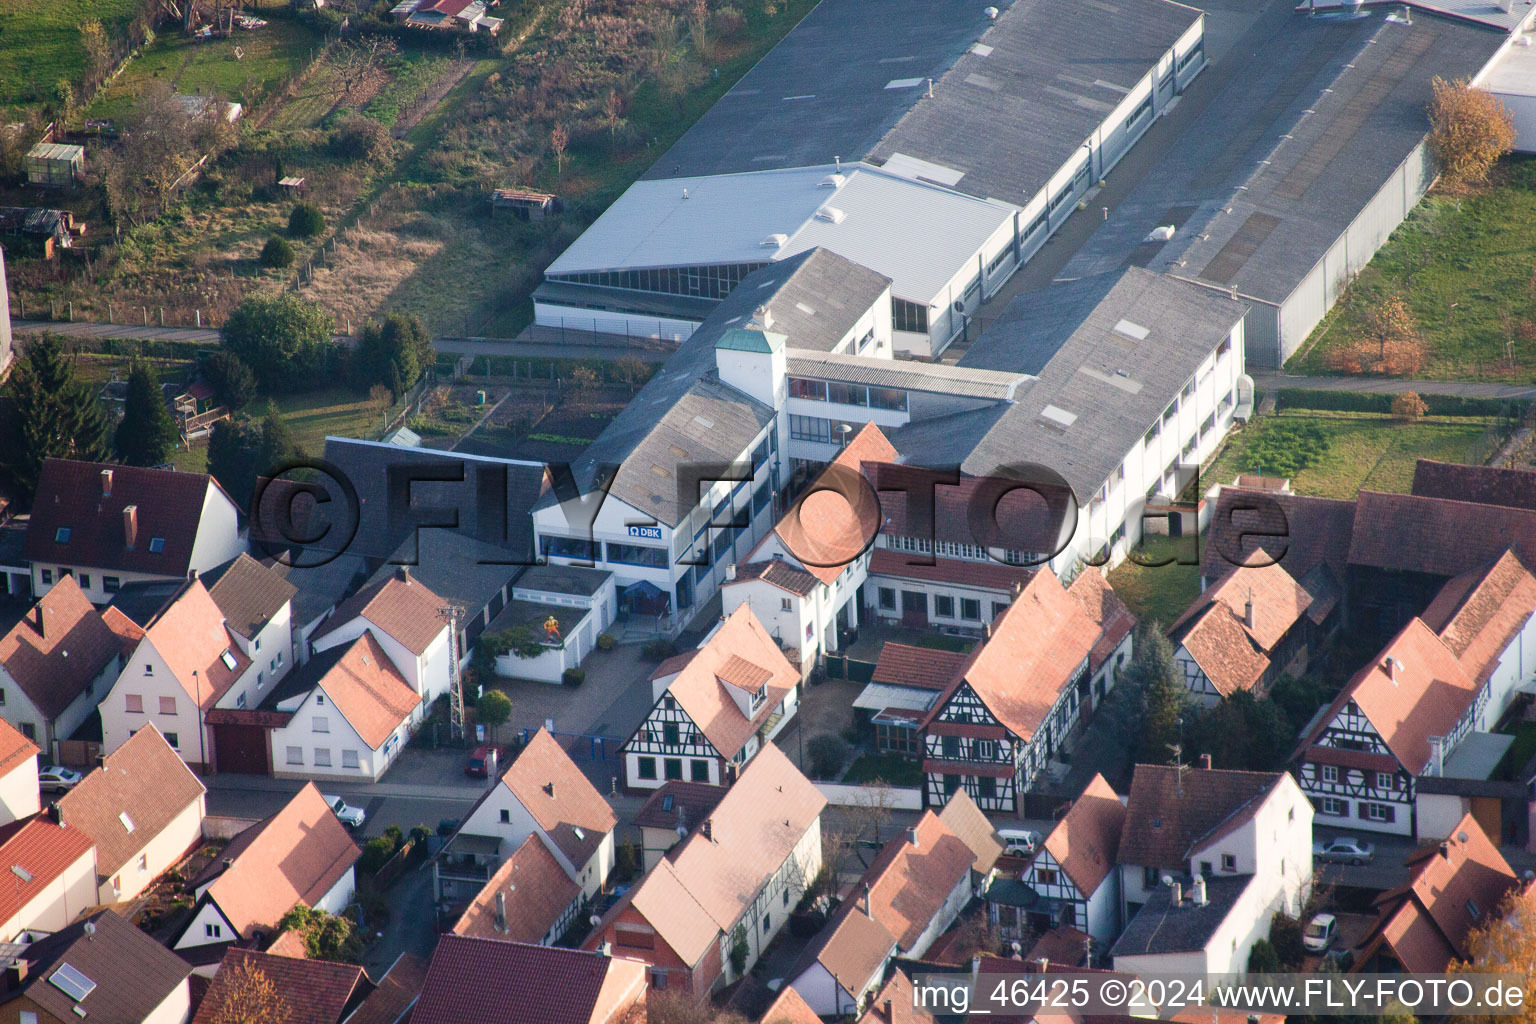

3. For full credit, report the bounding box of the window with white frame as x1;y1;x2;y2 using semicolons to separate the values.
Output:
286;746;303;765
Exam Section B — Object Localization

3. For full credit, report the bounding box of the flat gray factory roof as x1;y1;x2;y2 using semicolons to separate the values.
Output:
785;350;1029;400
1060;5;1507;305
893;268;1247;501
640;0;1201;205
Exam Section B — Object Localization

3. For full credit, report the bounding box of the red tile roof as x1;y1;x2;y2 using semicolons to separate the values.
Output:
191;948;366;1024
631;780;725;831
1348;490;1536;579
921;571;1100;741
729;558;820;596
1421;548;1536;684
872;643;970;691
1169;562;1311;698
1299;618;1480;775
138;580;250;709
0;719;37;780
342;952;428;1024
0;574;123;719
202;783;360;940
0;811;96;930
1117;763;1282;869
24;459;231;577
1201;486;1356;584
1026;925;1093;967
451;833;580;943
770;424;897;584
312;633;421;749
313;571;450;657
857;970;939;1024
1042;774;1124;896
502;729;617;870
206;553;297;640
57;723;204;879
870;464;1070;559
1067;567;1136;673
937;789;1003;874
414;936;646;1024
1412;459;1536;512
868;548;1037;592
763;984;825;1024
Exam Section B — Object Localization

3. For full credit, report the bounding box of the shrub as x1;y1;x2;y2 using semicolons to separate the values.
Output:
714;4;746;38
202;350;257;411
615;841;638;881
330;113;393;162
596;633;616;651
562;667;585;687
288;202;325;238
260;235;294;268
1248;937;1282;973
359;836;396;874
642;639;677;661
806;733;850;780
1428;76;1517;186
1269;911;1306;968
1391;390;1429;422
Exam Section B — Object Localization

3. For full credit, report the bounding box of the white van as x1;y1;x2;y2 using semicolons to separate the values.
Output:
997;828;1041;857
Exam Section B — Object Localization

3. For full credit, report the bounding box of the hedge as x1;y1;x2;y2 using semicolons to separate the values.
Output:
1275;388;1524;419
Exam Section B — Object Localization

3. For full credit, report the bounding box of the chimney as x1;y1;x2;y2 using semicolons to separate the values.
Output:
222;858;233;870
1170;881;1182;905
753;305;773;331
4;959;27;992
1243;592;1255;630
543;782;554;798
122;505;139;550
906;825;920;847
397;565;411;584
726;563;737;582
46;804;62;826
1439;841;1452;861
1197;753;1212;770
701;818;713;842
863;882;873;918
1385;656;1400;684
1192;876;1208;907
100;468;113;497
495;890;507;932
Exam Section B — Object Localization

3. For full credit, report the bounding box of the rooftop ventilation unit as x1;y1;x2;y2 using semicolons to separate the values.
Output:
761;233;788;247
815;206;846;224
820;173;846;189
1039;404;1077;430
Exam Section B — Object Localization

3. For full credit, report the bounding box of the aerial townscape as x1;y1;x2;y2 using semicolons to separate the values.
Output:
9;0;1536;1019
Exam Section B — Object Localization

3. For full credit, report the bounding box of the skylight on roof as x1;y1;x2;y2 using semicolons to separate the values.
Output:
1039;405;1078;430
54;528;70;544
148;537;165;553
220;650;238;671
48;963;96;1003
10;866;31;883
662;794;675;812
573;826;586;841
118;812;134;834
1113;319;1150;341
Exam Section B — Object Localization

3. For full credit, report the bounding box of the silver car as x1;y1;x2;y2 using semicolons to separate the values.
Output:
38;766;83;794
1313;837;1374;865
323;795;366;829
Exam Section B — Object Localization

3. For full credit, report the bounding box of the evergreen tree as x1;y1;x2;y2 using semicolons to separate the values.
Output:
114;359;179;466
1;334;111;497
351;312;432;396
257;402;303;472
1125;624;1189;765
207;418;257;510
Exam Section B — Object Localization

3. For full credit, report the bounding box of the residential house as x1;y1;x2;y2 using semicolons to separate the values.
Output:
1169;561;1327;704
989;774;1124;948
56;724;206;904
191;948;368;1024
0;910;192;1024
0;720;37;826
206;553;298;703
266;633;423;782
919;571;1105;812
340;952;428;1024
631;780;725;872
1066;566;1137;709
723;423;898;671
584;743;825;996
1111;873;1275;981
310;568;452;704
1353;814;1527;972
855;970;938;1024
485;564;618;684
937;788;1004;887
762;986;824;1024
0;574;133;751
23;461;245;605
172;783;359;953
449;834;582;946
1117;758;1313;924
412;936;647;1024
622;604;800;790
791;810;975;1016
0;810;97;941
437;728;617;907
854;643;969;758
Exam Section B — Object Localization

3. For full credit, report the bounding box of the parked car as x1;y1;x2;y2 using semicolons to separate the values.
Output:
465;744;504;779
38;766;83;794
997;828;1041;857
324;795;366;829
1303;912;1337;953
1313;837;1374;865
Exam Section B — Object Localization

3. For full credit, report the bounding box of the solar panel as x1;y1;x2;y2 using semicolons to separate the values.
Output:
49;963;97;1003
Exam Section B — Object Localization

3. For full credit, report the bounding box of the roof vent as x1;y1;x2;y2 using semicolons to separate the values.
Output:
984;5;999;16
1039;404;1077;430
814;206;846;224
1113;319;1150;341
761;233;788;247
820;173;846;189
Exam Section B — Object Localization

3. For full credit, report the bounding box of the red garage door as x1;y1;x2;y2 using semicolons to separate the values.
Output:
213;724;270;775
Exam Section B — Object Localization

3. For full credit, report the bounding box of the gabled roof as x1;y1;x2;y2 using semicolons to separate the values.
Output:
207;553;297;640
414;936;645;1024
341;952;428;1024
192;948;367;1024
1117;763;1283;869
1169;562;1311;697
501;729;617;869
728;558;820;597
313;570;450;658
1200;486;1357;585
1299;618;1480;776
1362;814;1522;973
1348;490;1536;580
24;459;230;577
0;718;37;781
763;984;825;1024
0;574;124;720
766;423;896;585
307;633;421;750
867;548;1039;593
14;910;191;1024
921;571;1100;740
857;969;939;1024
653;605;799;759
201;783;360;940
1420;548;1536;685
1042;774;1124;896
57;724;204;879
136;579;250;709
0;811;96;928
1413;459;1536;512
872;643;970;692
1067;567;1136;674
937;789;1003;875
451;833;580;943
631;780;726;832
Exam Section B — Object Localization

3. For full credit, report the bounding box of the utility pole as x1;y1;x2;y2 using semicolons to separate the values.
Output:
442;605;463;741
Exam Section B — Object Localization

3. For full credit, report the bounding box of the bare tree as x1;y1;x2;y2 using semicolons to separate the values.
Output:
550;123;569;178
103;82;199;225
80;20;114;90
604;88;626;143
325;37;400;99
206;962;292;1024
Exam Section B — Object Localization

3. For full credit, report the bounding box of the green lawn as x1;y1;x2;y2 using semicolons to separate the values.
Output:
1291;156;1536;381
842;753;923;788
0;0;142;110
1106;535;1201;629
272;386;388;455
1202;409;1502;500
86;18;322;121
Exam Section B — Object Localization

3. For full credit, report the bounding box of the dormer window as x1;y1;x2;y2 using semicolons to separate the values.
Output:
749;685;767;714
54;528;70;544
148;537;165;553
220;650;237;671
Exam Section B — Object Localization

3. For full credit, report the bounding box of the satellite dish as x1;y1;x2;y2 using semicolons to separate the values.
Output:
83;921;96;938
953;299;967;314
1160;874;1174;886
1457;831;1470;843
590;914;602;926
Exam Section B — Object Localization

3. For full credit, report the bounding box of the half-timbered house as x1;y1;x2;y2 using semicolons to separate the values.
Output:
622;605;799;790
918;570;1102;813
1013;774;1125;945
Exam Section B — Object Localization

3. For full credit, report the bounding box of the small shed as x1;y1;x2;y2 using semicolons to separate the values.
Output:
25;143;84;187
491;188;558;221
